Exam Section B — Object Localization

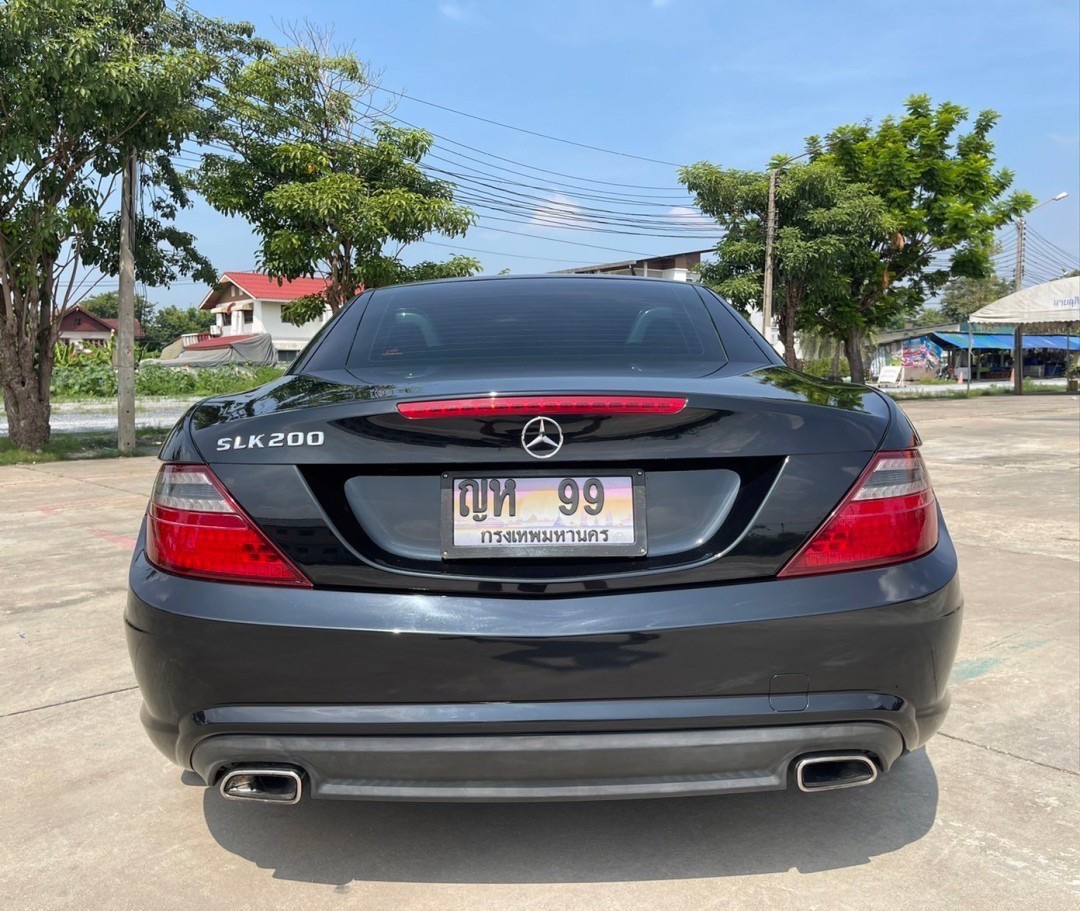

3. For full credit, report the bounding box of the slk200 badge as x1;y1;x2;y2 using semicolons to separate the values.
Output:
216;431;325;451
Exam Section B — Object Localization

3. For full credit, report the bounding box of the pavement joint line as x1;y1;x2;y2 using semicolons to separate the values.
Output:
1;685;139;720
937;731;1080;776
17;463;154;499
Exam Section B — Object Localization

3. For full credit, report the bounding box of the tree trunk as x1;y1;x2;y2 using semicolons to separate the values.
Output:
844;326;866;384
0;267;58;451
2;380;51;450
779;311;798;368
778;282;801;369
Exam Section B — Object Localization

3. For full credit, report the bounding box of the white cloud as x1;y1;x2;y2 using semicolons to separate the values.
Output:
530;193;582;226
666;205;718;232
438;2;467;20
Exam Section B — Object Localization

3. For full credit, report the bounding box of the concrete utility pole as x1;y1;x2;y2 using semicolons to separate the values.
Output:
761;167;778;342
117;151;138;455
1013;217;1026;293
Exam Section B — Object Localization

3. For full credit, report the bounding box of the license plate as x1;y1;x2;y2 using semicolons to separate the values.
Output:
441;472;647;559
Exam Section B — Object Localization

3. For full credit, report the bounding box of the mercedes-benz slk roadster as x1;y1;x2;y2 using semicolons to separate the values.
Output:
126;275;962;805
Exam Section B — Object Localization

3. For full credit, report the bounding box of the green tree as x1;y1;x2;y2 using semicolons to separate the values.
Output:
0;0;258;448
805;95;1033;382
680;158;891;367
143;304;213;353
80;291;155;326
938;273;1013;323
914;305;947;326
192;27;478;327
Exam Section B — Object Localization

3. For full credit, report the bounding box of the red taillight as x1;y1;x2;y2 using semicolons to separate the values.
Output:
397;395;687;420
145;465;311;587
778;450;938;577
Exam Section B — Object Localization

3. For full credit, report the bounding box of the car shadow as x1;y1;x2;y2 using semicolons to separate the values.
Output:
201;748;938;885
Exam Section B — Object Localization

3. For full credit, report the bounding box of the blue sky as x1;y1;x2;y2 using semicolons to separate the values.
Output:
145;0;1079;308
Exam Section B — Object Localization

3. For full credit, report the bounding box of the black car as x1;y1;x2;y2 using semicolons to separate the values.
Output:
126;275;961;805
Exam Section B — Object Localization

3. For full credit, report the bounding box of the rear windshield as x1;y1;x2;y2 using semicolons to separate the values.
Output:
348;278;727;379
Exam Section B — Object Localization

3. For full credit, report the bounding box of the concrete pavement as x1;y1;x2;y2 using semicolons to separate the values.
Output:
2;395;1077;910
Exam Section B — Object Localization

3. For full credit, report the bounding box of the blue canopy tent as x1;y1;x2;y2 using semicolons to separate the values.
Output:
931;333;1080;351
924;331;1080;383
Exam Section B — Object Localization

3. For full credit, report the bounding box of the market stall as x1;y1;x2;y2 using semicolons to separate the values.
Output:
969;276;1080;393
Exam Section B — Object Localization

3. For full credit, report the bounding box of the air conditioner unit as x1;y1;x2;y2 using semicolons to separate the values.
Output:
209;325;222;336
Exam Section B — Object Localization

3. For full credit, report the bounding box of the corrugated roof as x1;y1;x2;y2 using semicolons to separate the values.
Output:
184;333;260;350
932;332;1080;351
222;272;330;301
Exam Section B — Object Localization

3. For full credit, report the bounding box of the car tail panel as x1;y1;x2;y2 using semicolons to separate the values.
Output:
172;367;894;594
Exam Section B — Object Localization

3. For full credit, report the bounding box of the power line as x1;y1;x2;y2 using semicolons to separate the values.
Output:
387;111;686;192
455;194;717;233
1026;227;1080;265
171;142;718;236
413;239;607;265
444;177;714;226
468;224;658;257
166;2;689;176
472;209;721;240
422;160;691;207
388;89;684;168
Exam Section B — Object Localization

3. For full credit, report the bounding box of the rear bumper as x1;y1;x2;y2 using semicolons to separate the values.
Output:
126;521;962;799
191;723;905;801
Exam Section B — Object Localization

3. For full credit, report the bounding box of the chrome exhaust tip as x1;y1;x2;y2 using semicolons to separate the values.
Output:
795;754;879;793
219;767;303;805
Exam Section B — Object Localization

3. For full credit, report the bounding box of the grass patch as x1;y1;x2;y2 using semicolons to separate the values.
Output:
0;427;170;465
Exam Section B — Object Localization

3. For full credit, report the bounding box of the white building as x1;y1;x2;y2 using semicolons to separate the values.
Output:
198;272;333;362
555;249;712;283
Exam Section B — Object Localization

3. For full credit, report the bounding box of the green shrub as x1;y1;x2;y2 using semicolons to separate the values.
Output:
135;364;196;396
136;364;285;397
52;359;286;400
51;363;117;397
191;366;285;395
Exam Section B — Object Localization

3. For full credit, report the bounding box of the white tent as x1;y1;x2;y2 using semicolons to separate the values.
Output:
968;276;1079;393
969;276;1080;323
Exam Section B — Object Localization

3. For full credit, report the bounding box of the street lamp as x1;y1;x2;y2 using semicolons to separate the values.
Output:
1011;191;1070;396
1015;192;1069;291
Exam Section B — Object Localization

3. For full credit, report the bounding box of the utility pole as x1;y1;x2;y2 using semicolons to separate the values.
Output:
1013;216;1026;292
1012;215;1025;395
762;167;778;344
117;151;138;455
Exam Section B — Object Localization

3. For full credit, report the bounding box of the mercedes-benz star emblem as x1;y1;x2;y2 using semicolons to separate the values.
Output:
521;416;564;459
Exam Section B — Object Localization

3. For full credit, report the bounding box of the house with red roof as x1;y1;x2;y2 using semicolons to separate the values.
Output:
197;272;333;362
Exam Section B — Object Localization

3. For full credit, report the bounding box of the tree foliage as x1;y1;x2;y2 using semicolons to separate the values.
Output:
938;273;1013;323
81;291;154;326
0;0;258;447
142;304;214;353
680;159;891;367
193;27;477;325
804;95;1033;381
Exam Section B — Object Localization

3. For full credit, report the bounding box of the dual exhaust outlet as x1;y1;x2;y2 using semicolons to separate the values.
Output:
216;753;879;804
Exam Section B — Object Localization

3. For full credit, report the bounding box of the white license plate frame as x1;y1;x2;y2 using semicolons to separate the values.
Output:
440;471;647;559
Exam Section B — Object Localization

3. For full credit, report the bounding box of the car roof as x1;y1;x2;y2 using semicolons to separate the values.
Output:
379;273;698;290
